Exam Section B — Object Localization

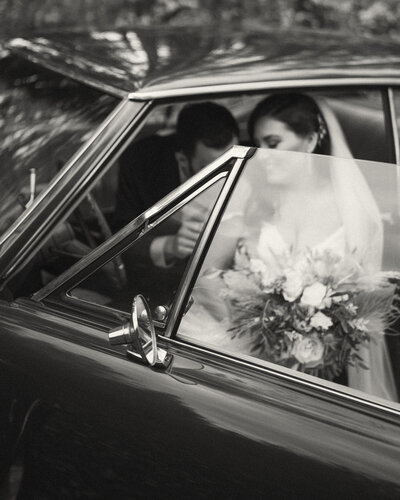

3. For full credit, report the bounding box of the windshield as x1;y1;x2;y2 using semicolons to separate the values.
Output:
0;55;118;235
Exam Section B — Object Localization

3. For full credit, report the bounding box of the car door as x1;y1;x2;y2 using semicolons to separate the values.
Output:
1;147;400;500
0;147;245;498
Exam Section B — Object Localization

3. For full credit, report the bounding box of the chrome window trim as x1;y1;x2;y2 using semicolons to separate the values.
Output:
165;154;252;338
164;336;400;418
388;88;400;217
62;171;228;313
388;87;400;164
141;172;227;234
129;77;400;101
35;145;249;301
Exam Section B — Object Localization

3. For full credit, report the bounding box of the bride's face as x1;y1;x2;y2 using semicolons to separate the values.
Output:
253;116;318;186
253;116;317;153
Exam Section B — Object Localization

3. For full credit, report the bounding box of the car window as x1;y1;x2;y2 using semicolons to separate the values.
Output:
6;89;388;300
319;89;389;163
68;176;226;317
177;148;400;404
392;88;400;160
0;55;119;236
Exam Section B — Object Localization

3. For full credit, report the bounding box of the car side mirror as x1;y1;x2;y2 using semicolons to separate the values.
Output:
108;295;172;369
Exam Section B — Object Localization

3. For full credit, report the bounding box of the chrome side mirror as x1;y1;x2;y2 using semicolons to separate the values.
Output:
108;295;172;369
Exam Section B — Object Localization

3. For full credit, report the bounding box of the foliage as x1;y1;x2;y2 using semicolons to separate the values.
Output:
0;0;399;41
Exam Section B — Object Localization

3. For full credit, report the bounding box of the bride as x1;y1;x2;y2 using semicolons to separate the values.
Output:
179;93;398;402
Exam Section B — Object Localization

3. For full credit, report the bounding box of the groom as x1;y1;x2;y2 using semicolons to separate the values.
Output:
114;101;239;267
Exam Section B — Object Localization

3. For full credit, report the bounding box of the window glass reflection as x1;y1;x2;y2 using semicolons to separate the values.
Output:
0;56;118;236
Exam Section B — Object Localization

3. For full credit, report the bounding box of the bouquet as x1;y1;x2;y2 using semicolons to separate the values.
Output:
217;242;397;381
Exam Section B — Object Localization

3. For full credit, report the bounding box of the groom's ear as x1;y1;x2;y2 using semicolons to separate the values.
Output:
307;132;319;153
175;150;191;178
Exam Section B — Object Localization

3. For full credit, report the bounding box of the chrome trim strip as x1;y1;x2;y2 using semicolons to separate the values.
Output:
164;336;400;418
144;172;227;230
129;77;400;101
388;88;400;163
388;87;400;215
59;172;227;309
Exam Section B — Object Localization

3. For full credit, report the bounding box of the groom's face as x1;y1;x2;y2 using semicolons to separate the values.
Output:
176;137;237;178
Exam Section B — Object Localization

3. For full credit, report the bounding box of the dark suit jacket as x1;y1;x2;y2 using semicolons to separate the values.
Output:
113;134;180;230
113;134;186;308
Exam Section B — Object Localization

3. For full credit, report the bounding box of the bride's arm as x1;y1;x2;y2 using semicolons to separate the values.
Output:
201;175;251;270
190;175;251;318
190;215;245;320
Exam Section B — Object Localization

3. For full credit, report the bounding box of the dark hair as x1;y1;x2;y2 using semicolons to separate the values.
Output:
247;93;331;155
176;102;239;157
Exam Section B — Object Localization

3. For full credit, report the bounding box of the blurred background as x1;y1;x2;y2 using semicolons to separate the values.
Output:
0;0;399;41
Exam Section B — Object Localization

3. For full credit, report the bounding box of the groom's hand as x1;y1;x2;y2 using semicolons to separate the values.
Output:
165;203;207;262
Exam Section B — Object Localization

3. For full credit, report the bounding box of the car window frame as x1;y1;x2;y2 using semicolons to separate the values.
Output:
5;84;400;412
34;146;251;319
388;87;400;218
33;142;400;416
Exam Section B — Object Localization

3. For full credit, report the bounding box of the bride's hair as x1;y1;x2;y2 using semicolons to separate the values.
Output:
248;93;331;155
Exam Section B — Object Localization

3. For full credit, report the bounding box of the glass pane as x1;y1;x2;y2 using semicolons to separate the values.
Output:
0;56;118;236
178;149;400;404
393;88;400;162
320;89;388;163
69;176;225;316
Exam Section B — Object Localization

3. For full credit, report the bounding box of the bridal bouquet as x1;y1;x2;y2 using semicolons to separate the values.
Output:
218;244;397;380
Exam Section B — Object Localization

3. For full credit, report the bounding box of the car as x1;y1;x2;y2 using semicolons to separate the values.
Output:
1;25;400;499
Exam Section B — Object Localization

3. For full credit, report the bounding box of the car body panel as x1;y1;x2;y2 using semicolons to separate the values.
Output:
8;27;400;98
0;299;399;498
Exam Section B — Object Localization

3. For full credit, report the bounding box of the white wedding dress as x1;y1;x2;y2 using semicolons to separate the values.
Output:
180;222;398;402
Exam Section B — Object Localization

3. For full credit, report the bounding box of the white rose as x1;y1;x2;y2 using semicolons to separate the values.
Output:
249;258;268;275
292;334;325;368
249;258;280;290
310;311;333;330
282;269;304;302
301;282;327;308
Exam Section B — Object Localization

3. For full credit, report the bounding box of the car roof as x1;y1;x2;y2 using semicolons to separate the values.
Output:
7;26;400;98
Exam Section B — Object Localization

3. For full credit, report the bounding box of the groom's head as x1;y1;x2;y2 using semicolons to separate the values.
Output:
175;102;239;177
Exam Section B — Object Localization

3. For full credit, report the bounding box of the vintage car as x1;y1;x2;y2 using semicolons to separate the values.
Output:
1;26;400;499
